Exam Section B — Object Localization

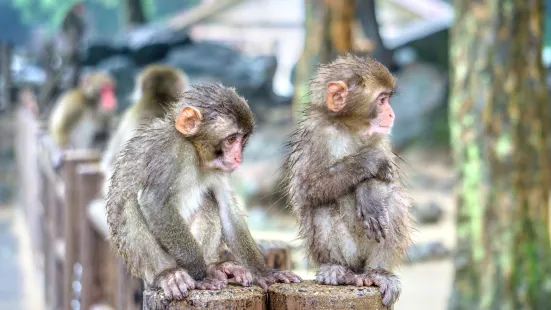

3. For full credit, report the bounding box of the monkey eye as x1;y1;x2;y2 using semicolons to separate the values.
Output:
226;135;237;145
379;96;387;105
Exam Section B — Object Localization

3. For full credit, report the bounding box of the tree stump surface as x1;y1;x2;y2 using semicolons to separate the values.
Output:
268;280;388;310
143;284;266;310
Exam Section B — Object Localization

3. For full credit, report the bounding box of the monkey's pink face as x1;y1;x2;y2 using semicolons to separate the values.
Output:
369;92;394;135
205;134;248;173
99;83;117;112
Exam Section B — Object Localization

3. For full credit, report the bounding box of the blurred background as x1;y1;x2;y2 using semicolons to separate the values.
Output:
0;0;550;309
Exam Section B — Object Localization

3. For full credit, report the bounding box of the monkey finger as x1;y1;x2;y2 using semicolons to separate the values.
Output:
180;271;196;290
160;282;174;301
363;277;374;286
210;269;228;282
274;273;291;283
382;291;393;306
168;277;184;300
174;272;193;292
349;275;363;287
256;278;269;292
371;219;383;243
363;221;373;239
281;271;302;282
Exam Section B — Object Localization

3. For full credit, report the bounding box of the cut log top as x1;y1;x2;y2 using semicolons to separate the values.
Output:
143;284;266;310
268;280;388;310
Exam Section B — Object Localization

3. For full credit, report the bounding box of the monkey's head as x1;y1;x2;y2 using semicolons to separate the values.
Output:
310;54;396;137
80;71;117;112
135;65;189;104
173;84;254;173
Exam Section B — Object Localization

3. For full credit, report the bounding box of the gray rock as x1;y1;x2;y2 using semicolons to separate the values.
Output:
412;201;444;224
164;42;277;99
405;241;450;264
390;62;448;148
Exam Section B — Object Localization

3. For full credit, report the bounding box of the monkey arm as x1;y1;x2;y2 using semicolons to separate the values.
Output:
214;183;268;273
299;147;391;207
138;182;208;280
195;191;224;264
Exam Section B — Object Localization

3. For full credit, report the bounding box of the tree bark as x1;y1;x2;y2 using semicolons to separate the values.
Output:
122;0;147;28
292;0;355;120
449;0;551;309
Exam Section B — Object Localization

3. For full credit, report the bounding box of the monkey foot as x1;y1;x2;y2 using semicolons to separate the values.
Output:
155;268;196;301
367;269;401;306
255;269;302;291
195;277;227;290
316;264;359;286
208;261;253;287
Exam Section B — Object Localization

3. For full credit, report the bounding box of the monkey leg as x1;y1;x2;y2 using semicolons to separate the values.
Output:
192;197;253;288
120;204;198;300
303;206;373;287
360;190;410;306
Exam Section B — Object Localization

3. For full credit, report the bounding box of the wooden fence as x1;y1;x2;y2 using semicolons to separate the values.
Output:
16;106;141;310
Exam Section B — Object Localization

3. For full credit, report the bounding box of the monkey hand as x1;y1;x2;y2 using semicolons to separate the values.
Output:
154;268;196;301
376;160;394;182
357;147;393;182
357;202;389;243
207;261;253;287
195;277;227;290
254;269;302;291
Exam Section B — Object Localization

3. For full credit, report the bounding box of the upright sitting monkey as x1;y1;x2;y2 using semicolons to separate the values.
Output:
284;54;412;306
106;83;301;301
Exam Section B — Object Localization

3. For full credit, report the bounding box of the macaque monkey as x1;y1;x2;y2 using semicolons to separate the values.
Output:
284;54;412;306
106;84;301;301
48;71;117;149
101;65;189;197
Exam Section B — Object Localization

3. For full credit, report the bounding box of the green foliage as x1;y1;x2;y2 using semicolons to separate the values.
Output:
9;0;118;33
8;0;200;36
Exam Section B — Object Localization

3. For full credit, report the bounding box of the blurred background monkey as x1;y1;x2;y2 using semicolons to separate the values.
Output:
101;64;189;197
48;71;117;149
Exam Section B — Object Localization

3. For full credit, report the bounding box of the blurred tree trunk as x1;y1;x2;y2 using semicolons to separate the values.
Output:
292;0;354;119
449;0;551;309
356;0;394;69
123;0;147;28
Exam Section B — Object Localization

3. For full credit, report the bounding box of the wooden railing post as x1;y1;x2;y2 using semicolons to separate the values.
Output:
268;281;388;310
143;285;266;310
76;163;104;309
60;150;101;310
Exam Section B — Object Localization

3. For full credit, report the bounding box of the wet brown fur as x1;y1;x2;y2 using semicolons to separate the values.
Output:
283;54;412;306
106;84;300;297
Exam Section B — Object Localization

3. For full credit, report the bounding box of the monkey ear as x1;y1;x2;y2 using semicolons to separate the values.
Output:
175;106;202;136
326;81;348;112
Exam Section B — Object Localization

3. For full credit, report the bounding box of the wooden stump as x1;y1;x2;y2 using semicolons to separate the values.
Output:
268;281;388;310
143;284;266;310
257;240;291;270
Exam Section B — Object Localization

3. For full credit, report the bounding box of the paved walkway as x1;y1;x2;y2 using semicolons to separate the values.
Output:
0;207;23;310
0;206;44;310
